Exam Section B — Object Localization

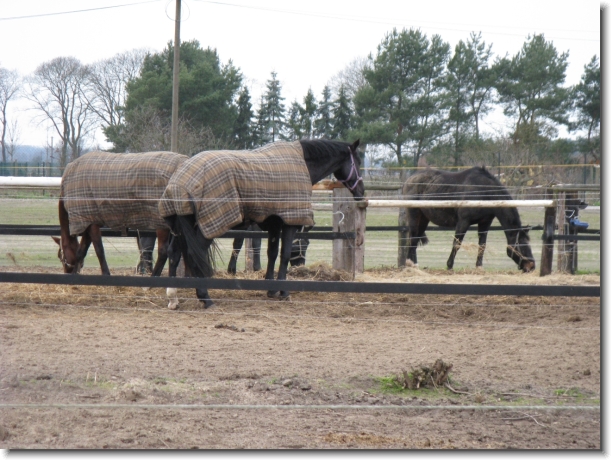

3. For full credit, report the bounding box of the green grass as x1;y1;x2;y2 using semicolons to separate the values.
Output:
0;197;601;273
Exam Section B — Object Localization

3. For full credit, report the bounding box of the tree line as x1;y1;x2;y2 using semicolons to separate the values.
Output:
0;28;600;170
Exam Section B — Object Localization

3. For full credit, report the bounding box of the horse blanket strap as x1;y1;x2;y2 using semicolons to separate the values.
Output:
61;151;188;236
160;141;315;239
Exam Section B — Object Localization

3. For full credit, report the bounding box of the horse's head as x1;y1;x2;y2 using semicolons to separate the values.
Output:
335;139;365;200
52;235;83;274
506;227;535;272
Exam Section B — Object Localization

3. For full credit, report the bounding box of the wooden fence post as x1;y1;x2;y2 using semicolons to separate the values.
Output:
540;189;556;276
332;187;366;276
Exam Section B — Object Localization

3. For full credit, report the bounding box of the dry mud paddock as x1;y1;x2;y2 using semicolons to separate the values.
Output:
0;265;601;449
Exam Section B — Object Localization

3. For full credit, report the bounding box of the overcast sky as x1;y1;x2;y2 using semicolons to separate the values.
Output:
0;0;602;147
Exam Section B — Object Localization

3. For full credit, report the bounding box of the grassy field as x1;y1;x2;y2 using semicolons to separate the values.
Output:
0;197;600;274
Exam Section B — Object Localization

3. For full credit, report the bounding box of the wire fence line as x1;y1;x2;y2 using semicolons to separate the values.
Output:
0;403;600;412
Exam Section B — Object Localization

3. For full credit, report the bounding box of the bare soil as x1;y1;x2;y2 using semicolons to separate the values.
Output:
0;265;601;449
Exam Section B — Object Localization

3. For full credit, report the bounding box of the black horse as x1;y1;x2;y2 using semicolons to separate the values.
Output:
162;139;365;307
401;166;535;272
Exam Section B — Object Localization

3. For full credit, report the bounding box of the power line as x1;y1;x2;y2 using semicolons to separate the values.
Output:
0;0;161;21
195;0;600;42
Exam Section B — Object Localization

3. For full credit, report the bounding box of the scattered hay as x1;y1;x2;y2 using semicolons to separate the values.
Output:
214;323;245;332
287;261;352;282
394;359;453;390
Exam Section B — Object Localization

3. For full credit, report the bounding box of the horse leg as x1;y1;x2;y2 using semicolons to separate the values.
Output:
277;225;299;299
447;221;470;270
151;231;169;277
476;221;491;268
227;237;244;274
136;234;155;275
89;225;110;275
407;210;429;266
72;230;93;274
265;224;281;298
165;234;183;310
171;215;215;308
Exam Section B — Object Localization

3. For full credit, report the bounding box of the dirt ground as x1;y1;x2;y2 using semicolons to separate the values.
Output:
0;265;601;450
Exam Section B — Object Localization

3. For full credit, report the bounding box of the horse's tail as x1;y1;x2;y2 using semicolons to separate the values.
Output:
171;214;217;278
418;234;429;246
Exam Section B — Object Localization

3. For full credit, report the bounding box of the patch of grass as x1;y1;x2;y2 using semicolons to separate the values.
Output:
373;375;449;399
554;387;587;399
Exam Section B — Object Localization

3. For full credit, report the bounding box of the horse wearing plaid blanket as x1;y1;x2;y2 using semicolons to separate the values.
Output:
53;152;188;308
160;139;365;308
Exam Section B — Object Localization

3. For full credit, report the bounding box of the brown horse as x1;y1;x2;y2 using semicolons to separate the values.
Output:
53;151;187;308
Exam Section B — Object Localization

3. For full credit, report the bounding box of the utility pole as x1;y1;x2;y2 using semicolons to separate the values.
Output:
170;0;181;153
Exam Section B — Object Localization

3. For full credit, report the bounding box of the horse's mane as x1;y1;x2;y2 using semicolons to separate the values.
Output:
299;139;352;161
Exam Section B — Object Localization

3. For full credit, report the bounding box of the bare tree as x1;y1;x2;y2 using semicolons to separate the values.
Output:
85;48;149;129
0;66;20;163
5;118;20;162
327;56;370;100
24;56;95;167
120;105;224;155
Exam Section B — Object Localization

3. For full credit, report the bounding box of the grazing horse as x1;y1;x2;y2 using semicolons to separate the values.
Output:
53;151;188;308
160;139;365;307
401;166;535;272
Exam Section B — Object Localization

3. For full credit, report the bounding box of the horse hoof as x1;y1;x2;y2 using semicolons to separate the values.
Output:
167;300;179;310
267;291;280;299
280;293;291;301
201;299;214;309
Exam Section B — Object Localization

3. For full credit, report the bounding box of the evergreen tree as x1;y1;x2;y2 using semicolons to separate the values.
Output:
353;28;450;167
234;86;254;149
262;71;285;142
301;88;317;138
495;34;570;145
314;86;333;139
252;95;271;146
116;39;242;151
331;84;352;140
446;32;495;165
286;100;304;140
571;55;600;162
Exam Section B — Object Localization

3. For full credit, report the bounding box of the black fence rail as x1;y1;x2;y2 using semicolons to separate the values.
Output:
0;271;600;298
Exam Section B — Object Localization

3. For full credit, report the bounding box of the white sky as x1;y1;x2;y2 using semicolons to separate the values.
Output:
0;0;602;147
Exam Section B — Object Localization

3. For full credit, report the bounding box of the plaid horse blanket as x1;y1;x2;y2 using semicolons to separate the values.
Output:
159;141;315;239
61;151;188;235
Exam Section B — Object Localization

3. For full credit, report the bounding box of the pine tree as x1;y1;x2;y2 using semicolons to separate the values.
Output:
234;86;254;149
314;86;333;139
262;71;286;142
300;88;317;139
286;100;304;140
331;84;352;140
252;95;270;146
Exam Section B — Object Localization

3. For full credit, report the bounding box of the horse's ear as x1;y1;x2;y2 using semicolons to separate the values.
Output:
52;236;61;246
351;139;360;152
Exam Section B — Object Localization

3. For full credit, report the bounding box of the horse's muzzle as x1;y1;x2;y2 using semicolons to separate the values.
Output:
521;260;536;272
